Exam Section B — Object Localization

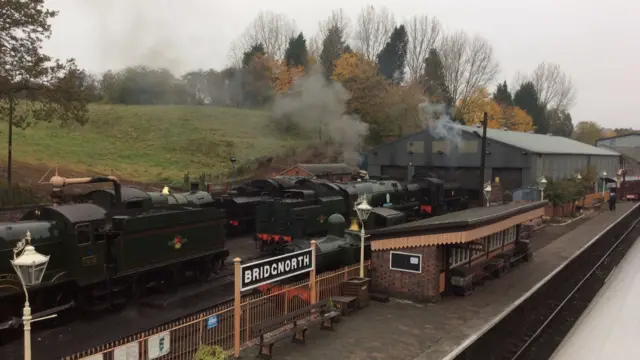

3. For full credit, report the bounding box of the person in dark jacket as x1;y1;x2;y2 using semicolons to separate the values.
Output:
608;190;617;211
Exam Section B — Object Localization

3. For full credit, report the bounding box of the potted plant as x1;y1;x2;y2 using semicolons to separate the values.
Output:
193;344;226;360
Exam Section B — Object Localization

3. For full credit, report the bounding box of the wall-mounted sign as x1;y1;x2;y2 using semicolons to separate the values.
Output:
113;342;139;360
241;248;313;291
147;331;171;359
207;315;219;329
468;240;485;252
389;251;422;273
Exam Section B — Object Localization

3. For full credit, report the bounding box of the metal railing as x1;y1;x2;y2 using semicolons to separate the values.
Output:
64;261;368;360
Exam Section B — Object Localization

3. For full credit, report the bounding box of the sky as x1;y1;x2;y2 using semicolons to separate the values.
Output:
42;0;639;128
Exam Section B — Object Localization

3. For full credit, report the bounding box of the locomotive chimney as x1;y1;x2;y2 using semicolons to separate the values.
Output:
190;180;199;193
49;173;123;206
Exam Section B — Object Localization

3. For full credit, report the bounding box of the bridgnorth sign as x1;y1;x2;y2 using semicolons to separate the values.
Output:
240;248;314;291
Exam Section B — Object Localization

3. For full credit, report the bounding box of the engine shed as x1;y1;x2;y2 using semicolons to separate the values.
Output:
367;201;546;302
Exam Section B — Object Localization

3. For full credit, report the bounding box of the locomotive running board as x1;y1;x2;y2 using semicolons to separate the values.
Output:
0;301;75;330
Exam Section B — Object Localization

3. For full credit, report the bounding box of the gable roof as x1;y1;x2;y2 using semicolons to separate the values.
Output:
607;146;640;163
596;133;640;143
457;125;619;156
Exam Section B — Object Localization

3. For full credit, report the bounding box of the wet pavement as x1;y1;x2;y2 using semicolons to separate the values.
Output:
238;203;637;360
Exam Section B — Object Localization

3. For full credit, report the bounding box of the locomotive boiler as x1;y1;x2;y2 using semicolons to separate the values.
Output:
255;177;468;254
0;175;229;334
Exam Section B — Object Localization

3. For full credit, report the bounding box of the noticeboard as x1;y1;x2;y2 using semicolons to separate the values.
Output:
240;248;313;291
389;251;422;273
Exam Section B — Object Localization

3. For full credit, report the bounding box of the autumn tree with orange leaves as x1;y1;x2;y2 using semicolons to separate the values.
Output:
458;88;534;132
273;62;305;93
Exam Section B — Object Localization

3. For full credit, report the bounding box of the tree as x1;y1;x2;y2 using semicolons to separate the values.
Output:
457;88;502;128
316;9;353;45
376;25;408;84
242;43;266;67
1;0;90;184
458;88;534;132
546;108;574;137
492;81;513;107
332;52;389;144
274;62;304;93
320;25;348;80
241;52;276;107
513;81;547;134
419;48;453;109
404;14;443;83
284;33;308;68
228;11;297;65
353;5;396;61
515;62;576;111
439;31;499;113
573;121;604;145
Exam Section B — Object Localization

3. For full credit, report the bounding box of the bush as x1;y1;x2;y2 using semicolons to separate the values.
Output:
193;344;226;360
545;178;584;206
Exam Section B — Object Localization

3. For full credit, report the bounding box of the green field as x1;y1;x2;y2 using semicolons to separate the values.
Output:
1;104;302;183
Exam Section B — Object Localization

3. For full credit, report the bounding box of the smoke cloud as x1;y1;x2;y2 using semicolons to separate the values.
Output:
418;99;462;148
271;65;369;166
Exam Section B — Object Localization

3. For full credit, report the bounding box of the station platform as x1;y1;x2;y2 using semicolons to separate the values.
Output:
550;233;640;359
239;203;637;360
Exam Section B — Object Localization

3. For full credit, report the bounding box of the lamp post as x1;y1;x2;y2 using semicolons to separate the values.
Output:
10;231;52;360
483;183;492;207
355;197;372;278
601;171;607;198
230;157;237;188
538;176;547;201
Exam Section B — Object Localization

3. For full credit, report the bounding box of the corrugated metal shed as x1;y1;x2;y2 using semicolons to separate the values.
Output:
607;146;640;163
458;125;619;156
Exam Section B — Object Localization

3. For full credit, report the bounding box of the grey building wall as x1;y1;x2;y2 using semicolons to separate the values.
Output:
530;154;619;183
596;134;640;147
367;129;620;192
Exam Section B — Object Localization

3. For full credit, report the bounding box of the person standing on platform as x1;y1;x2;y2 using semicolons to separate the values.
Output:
608;189;617;211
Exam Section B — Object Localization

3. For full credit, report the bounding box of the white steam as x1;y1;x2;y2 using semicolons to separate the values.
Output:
271;65;368;166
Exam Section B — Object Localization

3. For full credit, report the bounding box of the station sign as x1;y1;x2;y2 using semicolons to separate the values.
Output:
240;248;313;291
390;251;422;273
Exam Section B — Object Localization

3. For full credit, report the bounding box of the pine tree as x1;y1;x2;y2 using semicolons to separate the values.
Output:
420;48;453;109
320;25;347;80
514;81;548;134
242;43;266;67
284;33;308;68
376;25;409;84
492;81;513;106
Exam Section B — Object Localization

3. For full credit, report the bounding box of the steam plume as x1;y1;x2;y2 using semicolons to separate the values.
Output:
418;99;462;148
271;65;369;166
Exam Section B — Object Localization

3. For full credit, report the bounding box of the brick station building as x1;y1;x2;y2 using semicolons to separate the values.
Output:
367;201;547;302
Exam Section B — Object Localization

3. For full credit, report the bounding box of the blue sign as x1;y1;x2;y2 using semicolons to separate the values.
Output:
207;315;219;329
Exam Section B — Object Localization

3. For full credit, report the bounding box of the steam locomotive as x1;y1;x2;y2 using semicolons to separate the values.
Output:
255;176;468;254
0;175;229;334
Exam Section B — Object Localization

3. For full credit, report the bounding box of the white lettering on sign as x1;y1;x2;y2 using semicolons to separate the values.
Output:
244;253;311;285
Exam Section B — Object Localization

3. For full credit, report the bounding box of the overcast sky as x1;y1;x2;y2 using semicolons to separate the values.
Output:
42;0;638;128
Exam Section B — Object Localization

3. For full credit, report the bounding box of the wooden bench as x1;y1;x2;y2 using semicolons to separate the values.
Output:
251;299;341;359
330;296;358;316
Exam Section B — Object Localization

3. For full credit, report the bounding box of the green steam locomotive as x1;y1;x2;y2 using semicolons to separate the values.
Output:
0;175;228;334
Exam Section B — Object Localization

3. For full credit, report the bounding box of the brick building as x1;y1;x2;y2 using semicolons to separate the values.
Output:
367;201;546;302
278;163;357;183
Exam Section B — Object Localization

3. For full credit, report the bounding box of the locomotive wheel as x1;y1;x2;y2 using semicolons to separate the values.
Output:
52;291;78;325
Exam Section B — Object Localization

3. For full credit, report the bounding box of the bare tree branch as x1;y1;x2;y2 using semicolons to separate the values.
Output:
529;62;576;111
226;11;297;65
307;36;322;58
404;14;443;83
352;5;396;61
316;8;353;43
440;31;499;110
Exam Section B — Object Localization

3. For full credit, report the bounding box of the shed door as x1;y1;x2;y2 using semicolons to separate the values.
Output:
491;168;523;192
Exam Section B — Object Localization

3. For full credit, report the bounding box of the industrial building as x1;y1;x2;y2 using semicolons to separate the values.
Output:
365;124;620;196
596;133;640;147
596;133;640;173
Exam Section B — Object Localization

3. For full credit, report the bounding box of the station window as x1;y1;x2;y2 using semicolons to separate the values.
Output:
459;140;478;154
449;247;470;267
471;237;485;258
489;232;503;250
76;224;92;245
432;140;450;154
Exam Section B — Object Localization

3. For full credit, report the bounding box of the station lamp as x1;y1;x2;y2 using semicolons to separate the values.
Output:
11;231;53;360
538;176;547;201
483;183;492;207
355;197;372;278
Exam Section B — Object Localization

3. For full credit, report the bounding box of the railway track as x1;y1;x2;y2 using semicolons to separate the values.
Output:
444;205;640;360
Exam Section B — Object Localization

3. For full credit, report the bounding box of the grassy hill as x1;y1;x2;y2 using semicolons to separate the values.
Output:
0;104;303;184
